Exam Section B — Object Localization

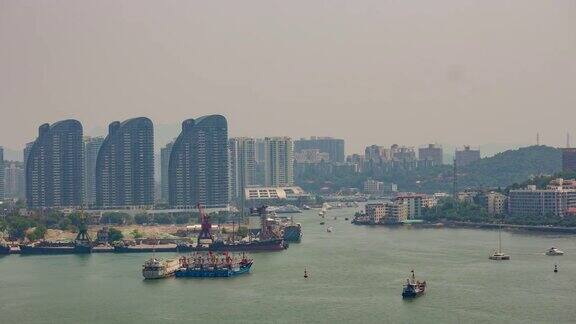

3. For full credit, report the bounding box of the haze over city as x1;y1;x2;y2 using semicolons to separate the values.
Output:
2;0;576;155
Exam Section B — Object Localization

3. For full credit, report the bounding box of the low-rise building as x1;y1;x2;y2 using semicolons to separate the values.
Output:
478;191;507;215
394;194;424;219
364;201;409;224
508;185;576;217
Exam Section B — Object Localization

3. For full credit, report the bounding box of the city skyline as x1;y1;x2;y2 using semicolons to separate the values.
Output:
2;117;571;161
2;1;576;154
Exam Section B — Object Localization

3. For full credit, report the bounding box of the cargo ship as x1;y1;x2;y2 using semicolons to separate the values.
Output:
175;252;253;278
19;227;93;255
178;204;288;252
402;270;426;299
142;257;181;279
115;243;178;253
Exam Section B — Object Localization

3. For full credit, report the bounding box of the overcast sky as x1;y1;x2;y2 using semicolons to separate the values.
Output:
1;0;576;154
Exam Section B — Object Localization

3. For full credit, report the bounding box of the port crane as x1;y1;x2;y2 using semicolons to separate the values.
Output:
197;203;214;245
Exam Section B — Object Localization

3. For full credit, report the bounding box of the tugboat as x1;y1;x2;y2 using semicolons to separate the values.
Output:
175;252;253;278
545;247;564;256
402;270;426;299
489;224;510;260
142;257;181;279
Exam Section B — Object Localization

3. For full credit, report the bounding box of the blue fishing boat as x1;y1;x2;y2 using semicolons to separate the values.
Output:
175;252;253;278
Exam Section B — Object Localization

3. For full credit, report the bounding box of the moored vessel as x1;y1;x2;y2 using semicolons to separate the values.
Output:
178;204;288;252
282;216;302;242
142;257;180;279
19;226;93;255
175;252;253;278
0;241;11;255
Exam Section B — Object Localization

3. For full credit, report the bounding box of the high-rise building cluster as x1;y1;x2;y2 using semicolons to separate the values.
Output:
4;114;315;211
294;137;345;163
11;116;227;210
96;118;155;208
455;145;481;168
168;116;229;208
26;120;84;209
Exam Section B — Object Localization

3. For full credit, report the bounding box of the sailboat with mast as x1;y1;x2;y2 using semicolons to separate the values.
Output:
489;223;510;260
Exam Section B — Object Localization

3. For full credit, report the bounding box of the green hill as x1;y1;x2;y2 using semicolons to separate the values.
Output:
296;145;563;193
457;145;562;189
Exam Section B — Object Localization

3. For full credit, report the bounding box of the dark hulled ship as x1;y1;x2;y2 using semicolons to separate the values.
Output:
177;204;288;252
402;270;427;299
19;226;93;255
282;217;302;242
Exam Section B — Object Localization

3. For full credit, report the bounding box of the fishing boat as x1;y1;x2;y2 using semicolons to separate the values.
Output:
489;224;510;260
175;252;253;278
142;257;181;279
402;270;426;299
545;247;564;256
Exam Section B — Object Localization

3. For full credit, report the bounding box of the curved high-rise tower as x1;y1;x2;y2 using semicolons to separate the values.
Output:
25;120;84;208
96;117;154;208
169;115;229;208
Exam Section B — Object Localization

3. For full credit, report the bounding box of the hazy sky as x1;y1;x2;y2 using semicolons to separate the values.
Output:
1;0;576;154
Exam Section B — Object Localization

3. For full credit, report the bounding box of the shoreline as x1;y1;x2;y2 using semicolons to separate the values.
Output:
353;220;576;234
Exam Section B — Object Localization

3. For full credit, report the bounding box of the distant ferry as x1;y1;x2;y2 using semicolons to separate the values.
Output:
142;257;180;279
175;252;253;278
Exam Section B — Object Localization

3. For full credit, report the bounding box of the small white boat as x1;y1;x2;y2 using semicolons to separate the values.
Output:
545;247;564;256
489;251;510;260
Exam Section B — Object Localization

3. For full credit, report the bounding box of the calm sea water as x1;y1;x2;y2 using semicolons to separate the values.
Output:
1;208;576;324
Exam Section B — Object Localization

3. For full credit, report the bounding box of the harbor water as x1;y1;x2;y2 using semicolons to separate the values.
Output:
1;208;576;323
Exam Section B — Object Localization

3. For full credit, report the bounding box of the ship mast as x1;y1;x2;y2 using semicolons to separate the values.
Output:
498;223;502;253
